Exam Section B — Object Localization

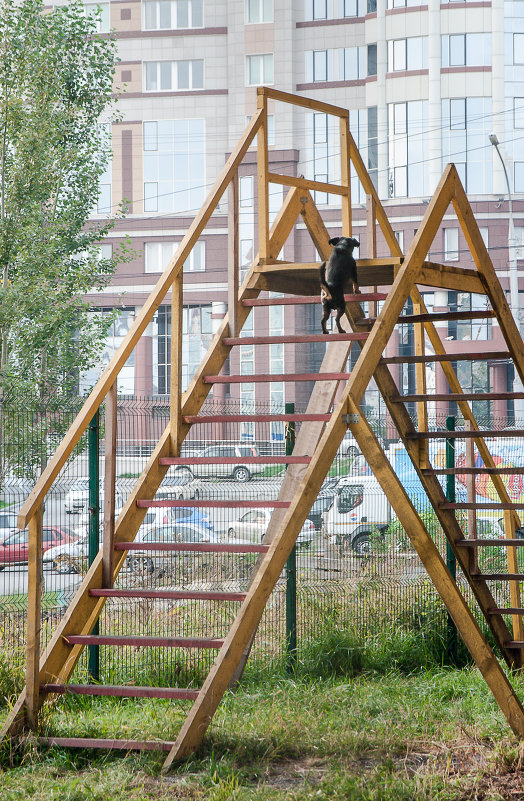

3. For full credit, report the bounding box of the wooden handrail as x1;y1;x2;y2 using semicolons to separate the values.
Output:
17;108;265;529
257;86;350;118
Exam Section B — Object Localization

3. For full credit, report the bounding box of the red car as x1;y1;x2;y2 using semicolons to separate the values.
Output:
0;526;78;569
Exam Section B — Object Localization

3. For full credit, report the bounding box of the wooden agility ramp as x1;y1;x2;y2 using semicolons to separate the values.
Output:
4;87;524;767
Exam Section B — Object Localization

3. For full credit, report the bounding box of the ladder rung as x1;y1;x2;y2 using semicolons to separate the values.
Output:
456;539;524;547
136;499;290;509
409;430;524;439
396;392;524;402
183;413;332;424
423;467;524;475
383;351;511;365
115;542;269;553
89;588;247;601
223;333;368;346
472;574;524;581
504;641;524;648
489;608;524;615
204;372;351;384
441;502;524;510
158;456;310;466
63;635;224;648
40;684;200;700
242;292;387;307
366;310;496;326
37;736;175;752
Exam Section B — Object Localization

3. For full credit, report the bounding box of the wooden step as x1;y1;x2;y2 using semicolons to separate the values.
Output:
441;502;524;510
409;429;524;439
366;309;496;326
489;608;524;615
395;392;524;402
37;736;175;752
158;455;311;466
63;635;224;648
183;413;331;424
505;642;524;649
115;542;269;553
457;539;524;548
383;351;511;365
89;588;247;601
204;372;351;384
136;499;290;509
223;333;368;346
242;292;387;307
472;574;524;581
40;684;200;700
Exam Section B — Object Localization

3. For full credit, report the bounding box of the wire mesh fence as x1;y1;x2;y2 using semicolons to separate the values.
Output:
1;397;523;686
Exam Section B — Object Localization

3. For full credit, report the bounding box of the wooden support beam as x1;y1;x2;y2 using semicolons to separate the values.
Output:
340;115;351;235
257;97;269;263
170;269;183;452
413;298;428;468
25;508;43;730
102;383;117;589
228;173;240;337
504;509;524;641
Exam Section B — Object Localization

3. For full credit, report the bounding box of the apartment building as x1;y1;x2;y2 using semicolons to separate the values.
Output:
75;0;524;425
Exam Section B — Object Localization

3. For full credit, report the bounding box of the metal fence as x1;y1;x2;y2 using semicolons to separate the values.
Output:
1;398;523;685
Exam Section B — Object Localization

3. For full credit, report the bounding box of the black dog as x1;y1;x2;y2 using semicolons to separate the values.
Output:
319;237;360;334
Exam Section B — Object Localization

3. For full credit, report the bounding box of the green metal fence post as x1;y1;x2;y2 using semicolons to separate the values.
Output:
446;414;458;663
285;401;297;672
88;410;100;682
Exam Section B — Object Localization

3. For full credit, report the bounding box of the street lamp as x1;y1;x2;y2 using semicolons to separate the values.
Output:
489;133;524;418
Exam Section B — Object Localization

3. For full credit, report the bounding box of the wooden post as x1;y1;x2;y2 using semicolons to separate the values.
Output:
366;193;378;320
25;507;43;730
256;92;269;263
102;383;117;589
285;402;297;673
340;114;352;236
228;173;240;337
413;298;428;468
503;509;524;640
170;269;183;454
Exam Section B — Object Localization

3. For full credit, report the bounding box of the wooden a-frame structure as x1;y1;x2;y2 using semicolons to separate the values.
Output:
4;87;524;766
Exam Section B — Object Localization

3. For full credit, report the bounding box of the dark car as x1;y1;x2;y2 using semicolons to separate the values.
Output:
0;526;77;569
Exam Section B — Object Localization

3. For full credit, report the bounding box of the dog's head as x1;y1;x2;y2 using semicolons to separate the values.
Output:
329;236;360;253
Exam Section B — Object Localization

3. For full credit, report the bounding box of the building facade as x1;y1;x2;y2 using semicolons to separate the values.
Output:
74;0;524;426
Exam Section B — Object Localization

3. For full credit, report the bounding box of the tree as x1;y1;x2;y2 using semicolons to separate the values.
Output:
0;0;130;409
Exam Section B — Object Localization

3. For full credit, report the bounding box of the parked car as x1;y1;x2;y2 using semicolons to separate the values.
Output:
225;508;316;547
128;522;220;576
308;479;338;531
0;525;77;569
177;443;264;483
44;534;89;574
0;507;20;538
64;478;120;514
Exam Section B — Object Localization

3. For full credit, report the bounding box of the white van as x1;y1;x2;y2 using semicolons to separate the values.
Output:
323;474;391;554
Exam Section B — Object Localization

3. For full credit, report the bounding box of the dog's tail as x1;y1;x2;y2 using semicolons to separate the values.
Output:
319;262;332;301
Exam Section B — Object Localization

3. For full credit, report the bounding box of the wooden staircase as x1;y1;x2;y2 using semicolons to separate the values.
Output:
4;87;524;767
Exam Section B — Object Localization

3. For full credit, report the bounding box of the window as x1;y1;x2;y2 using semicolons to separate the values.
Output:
394;231;404;251
448;292;492;341
154;304;213;394
239;175;254;207
444;228;459;261
144;60;204;91
441;33;491;67
246;54;274;85
388;100;429;198
97;183;111;214
479;227;489;250
145;241;176;273
185;240;205;271
143;119;205;214
441;97;493;194
306;47;371;82
246;0;273;23
387;0;423;7
85;3;110;33
312;0;327;18
313;50;329;82
387;37;428;72
514;33;524;65
515;162;524;193
143;0;203;30
367;44;377;76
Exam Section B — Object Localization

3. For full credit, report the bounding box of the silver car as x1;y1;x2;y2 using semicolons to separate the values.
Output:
179;444;264;483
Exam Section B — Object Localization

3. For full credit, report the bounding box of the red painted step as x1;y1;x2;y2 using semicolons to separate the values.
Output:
40;684;200;700
158;455;310;466
89;588;247;601
63;635;224;648
242;293;387;306
183;413;331;424
223;333;368;346
204;372;351;384
114;542;269;553
136;499;290;509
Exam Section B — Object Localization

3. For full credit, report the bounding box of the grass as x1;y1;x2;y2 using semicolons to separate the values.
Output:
1;623;524;800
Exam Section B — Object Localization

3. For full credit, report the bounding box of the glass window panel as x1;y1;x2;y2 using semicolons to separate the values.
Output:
144;182;158;212
159;61;172;89
313;0;327;18
515;98;524;129
97;183;111;213
145;62;158;91
143;121;158;151
393;39;406;71
191;0;203;26
344;48;358;80
514;34;524;65
263;54;274;83
240;175;253;207
313;50;327;81
177;0;189;26
367;43;377;76
394;166;407;196
159;0;172;27
394;103;407;135
515;162;524;193
144;1;158;29
177;60;189;89
449;34;465;66
444;228;459;260
192;59;204;88
450;99;465;129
